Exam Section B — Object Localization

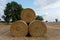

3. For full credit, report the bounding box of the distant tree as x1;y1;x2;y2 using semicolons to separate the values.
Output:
36;15;44;21
0;19;1;22
2;15;10;24
55;19;58;22
3;1;23;24
45;20;48;22
2;15;5;20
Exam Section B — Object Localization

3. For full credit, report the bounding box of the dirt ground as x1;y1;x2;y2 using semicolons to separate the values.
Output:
0;22;60;40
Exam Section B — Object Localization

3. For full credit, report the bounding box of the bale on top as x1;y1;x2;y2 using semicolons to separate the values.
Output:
21;8;36;23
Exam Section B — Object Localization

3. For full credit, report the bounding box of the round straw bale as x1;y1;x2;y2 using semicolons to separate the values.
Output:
21;8;36;23
29;20;47;37
10;20;28;37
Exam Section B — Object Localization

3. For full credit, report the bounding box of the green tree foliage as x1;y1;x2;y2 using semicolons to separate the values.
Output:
0;19;1;22
2;15;10;24
3;1;23;23
36;15;43;21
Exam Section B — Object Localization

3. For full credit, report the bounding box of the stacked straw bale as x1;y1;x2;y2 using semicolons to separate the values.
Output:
29;20;47;37
10;20;28;37
10;8;47;37
21;8;36;23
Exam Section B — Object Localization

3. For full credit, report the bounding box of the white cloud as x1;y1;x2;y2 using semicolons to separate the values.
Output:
34;0;60;9
34;0;60;22
43;10;60;22
34;0;48;8
42;12;49;17
0;0;7;20
43;1;60;9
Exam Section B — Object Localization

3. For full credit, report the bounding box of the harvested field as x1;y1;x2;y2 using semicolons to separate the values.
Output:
0;22;60;40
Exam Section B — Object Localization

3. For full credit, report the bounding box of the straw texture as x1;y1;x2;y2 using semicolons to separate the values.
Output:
21;8;36;23
29;20;47;37
10;20;28;37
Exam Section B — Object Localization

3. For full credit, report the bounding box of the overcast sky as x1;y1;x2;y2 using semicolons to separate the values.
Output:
0;0;60;22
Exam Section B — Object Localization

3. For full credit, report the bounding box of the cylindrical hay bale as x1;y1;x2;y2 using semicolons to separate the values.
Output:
21;8;36;23
10;20;28;37
29;20;47;37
